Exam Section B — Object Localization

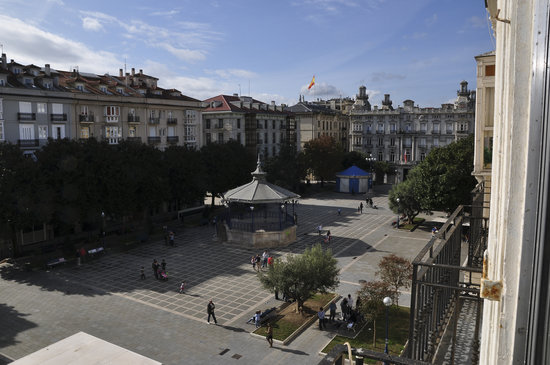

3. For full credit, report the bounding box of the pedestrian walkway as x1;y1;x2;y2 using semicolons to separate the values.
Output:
0;189;435;365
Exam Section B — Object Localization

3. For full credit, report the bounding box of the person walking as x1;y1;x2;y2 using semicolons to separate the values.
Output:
326;230;331;243
262;251;268;268
254;310;261;328
337;208;341;216
169;231;175;246
251;255;257;271
329;301;337;322
140;266;146;280
207;300;218;324
179;281;186;294
340;297;348;321
266;322;273;347
359;202;363;214
318;307;326;330
152;259;159;280
317;224;323;236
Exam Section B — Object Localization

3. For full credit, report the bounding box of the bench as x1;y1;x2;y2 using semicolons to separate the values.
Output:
87;247;104;257
246;307;276;325
46;257;66;269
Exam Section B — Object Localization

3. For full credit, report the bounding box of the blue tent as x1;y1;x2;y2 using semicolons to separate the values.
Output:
335;165;372;193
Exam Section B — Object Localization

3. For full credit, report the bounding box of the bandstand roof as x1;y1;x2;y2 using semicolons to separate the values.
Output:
223;158;300;204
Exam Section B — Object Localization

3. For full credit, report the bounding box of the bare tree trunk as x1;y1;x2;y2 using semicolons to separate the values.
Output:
373;318;377;348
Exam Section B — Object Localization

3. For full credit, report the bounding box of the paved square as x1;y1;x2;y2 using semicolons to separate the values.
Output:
0;191;435;365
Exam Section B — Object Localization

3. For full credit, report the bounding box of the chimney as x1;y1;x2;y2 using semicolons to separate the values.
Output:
131;67;135;76
1;54;6;69
119;68;123;77
139;69;143;74
45;64;50;76
233;93;238;97
271;101;275;106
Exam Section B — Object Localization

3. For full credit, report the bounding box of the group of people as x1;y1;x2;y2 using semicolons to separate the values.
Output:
250;251;273;271
148;258;168;281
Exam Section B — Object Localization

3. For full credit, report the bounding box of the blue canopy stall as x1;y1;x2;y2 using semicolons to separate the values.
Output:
336;165;372;193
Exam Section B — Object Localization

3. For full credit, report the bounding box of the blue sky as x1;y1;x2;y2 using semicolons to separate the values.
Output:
0;0;494;106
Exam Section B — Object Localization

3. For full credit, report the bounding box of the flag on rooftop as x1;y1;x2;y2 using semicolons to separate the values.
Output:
308;75;315;90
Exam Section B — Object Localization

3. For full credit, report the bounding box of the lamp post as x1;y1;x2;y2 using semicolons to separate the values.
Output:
366;153;375;191
101;211;105;246
279;204;285;230
383;296;393;360
250;206;255;232
395;198;400;229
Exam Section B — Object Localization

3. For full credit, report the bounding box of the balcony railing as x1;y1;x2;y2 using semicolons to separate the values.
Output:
128;115;140;123
50;113;67;121
167;136;179;143
147;136;161;144
104;116;119;123
18;139;39;147
167;117;178;125
148;117;160;124
18;112;35;120
376;130;385;134
79;114;95;123
407;185;488;364
126;137;142;143
432;130;440;134
446;130;454;134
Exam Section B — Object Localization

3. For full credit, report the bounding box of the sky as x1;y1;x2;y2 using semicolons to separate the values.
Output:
0;0;494;107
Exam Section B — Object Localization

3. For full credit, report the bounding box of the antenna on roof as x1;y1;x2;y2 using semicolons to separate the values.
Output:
124;58;127;75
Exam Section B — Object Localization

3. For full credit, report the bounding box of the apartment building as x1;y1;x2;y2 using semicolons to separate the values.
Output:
0;53;203;152
286;97;349;151
202;94;297;159
348;82;475;182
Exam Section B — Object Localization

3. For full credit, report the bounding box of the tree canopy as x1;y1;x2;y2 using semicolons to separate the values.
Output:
302;136;345;185
258;244;339;312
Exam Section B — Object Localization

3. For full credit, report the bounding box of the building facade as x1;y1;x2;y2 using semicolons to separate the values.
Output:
0;54;203;153
286;98;349;152
348;82;475;182
202;94;297;159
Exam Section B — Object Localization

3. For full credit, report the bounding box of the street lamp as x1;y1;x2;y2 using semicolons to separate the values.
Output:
366;153;375;191
250;206;255;232
383;296;393;359
101;211;105;245
279;204;285;230
395;198;400;229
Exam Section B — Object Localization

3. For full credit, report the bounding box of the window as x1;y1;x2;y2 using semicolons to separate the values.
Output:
206;119;211;129
37;103;47;114
390;138;395;147
378;151;383;161
434;138;439;147
105;126;120;144
206;133;211;144
390;123;396;132
218;118;223;128
458;122;468;131
19;124;34;140
378;123;384;132
366;124;372;133
76;84;84;91
390;152;395;162
264;133;268;143
264;120;268;129
19;102;32;113
421;123;427;132
168;126;175;137
128;126;136;137
405;123;411;132
0;122;3;140
52;124;65;139
149;126;157;137
237;118;241;129
81;106;89;115
272;120;275;129
237;132;241;143
433;123;440;133
404;137;412;147
116;87;124;94
104;106;120;122
366;137;372;146
273;133;276;144
420;137;426;147
378;137;383;146
52;103;63;115
420;152;426;161
218;132;224;143
0;98;2;119
100;86;107;93
0;79;5;86
38;125;48;139
280;132;284;142
80;127;89;139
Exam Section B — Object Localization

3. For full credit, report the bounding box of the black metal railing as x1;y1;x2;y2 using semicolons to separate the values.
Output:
319;344;429;365
167;136;179;143
147;136;161;144
148;117;160;124
128;115;140;123
17;112;35;120
17;139;39;147
167;117;178;125
217;208;295;232
50;113;67;121
79;114;95;123
407;201;486;364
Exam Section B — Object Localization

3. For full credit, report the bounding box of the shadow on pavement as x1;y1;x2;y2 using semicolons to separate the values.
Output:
0;303;37;350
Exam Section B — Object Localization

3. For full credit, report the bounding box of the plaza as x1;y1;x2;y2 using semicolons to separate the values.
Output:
0;190;434;365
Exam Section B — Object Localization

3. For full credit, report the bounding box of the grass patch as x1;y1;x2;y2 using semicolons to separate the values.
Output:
254;292;336;341
322;306;410;363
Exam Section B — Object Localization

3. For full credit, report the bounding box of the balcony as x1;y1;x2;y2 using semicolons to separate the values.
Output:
148;117;160;124
79;114;95;123
126;137;142;143
18;112;35;120
18;139;39;147
167;136;179;144
167;117;178;125
403;144;412;148
147;136;161;144
418;130;427;134
104;116;119;123
50;113;67;121
128;115;140;123
389;129;397;134
352;129;363;134
446;130;454;134
432;130;441;135
376;130;385;134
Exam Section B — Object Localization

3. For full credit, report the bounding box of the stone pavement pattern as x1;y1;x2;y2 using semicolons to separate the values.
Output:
0;191;434;365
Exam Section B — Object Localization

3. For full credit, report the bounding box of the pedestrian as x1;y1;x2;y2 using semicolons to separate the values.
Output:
267;256;274;267
318;307;326;330
262;251;268;268
329;301;337;322
340;297;348;321
326;230;331;243
161;259;166;272
317;224;323;236
254;310;261;328
140;266;146;280
251;255;256;271
207;299;217;324
432;226;437;236
179;281;186;294
359;202;363;214
169;231;175;246
337;208;341;215
347;294;353;316
293;213;298;225
152;259;159;280
255;254;261;270
266;322;273;347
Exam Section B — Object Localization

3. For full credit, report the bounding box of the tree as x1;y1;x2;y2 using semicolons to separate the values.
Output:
377;254;413;306
264;142;305;192
388;179;423;224
356;281;393;347
200;141;256;206
258;244;339;313
302;136;345;186
341;151;368;171
164;145;206;208
408;135;477;213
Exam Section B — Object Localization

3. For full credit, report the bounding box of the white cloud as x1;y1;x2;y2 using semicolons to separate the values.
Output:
0;15;121;73
467;15;486;29
46;0;64;5
151;10;179;16
205;68;258;79
159;43;206;62
404;32;427;40
300;82;341;98
425;13;438;26
82;17;103;31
